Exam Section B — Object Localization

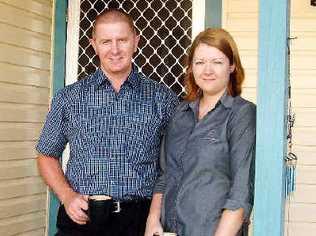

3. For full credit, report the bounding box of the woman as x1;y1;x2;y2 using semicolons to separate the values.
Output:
145;28;256;236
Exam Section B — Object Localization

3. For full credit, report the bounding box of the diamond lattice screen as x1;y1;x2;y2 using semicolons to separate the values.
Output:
78;0;192;96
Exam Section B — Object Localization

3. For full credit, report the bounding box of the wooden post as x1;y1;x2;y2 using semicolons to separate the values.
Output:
48;0;67;235
205;0;222;28
253;0;290;235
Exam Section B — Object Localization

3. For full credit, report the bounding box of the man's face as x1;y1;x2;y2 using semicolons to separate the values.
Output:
90;21;139;78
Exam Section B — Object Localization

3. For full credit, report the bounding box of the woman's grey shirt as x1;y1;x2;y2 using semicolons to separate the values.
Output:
154;93;256;236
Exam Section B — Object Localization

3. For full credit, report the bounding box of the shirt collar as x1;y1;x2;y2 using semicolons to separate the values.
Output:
93;64;140;89
180;91;234;112
219;91;234;108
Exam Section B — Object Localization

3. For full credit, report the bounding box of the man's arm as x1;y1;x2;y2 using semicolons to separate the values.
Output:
37;155;89;225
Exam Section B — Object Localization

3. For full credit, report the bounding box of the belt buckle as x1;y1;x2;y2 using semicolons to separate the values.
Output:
113;201;121;213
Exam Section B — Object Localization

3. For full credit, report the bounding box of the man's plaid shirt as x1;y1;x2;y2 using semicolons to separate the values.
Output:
36;67;178;200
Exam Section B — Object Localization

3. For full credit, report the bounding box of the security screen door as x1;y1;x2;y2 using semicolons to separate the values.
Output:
77;0;193;97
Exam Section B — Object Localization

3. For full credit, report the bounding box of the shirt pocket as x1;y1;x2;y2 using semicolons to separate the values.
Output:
199;128;222;144
196;128;230;164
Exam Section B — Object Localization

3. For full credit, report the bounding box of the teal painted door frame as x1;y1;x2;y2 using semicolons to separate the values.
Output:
48;0;67;235
205;0;222;28
253;0;290;235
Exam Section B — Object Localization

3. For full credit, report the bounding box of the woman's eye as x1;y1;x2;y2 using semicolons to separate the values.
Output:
194;61;204;65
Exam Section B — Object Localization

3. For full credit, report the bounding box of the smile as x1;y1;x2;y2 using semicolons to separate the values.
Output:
202;78;216;81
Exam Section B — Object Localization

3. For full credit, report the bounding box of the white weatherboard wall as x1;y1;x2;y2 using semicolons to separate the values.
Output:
222;0;316;235
0;0;53;235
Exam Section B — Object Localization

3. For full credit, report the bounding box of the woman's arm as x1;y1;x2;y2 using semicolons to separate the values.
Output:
145;193;164;236
145;133;168;236
214;208;244;236
215;103;256;235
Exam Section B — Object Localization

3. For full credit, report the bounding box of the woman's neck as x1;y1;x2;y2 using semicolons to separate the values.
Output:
198;90;226;120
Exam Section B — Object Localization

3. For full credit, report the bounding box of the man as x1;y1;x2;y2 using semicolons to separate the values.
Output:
36;9;178;236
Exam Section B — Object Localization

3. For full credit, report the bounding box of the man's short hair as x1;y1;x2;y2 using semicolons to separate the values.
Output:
91;9;137;38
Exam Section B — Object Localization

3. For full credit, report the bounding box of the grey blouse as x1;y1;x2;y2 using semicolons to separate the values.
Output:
154;93;256;236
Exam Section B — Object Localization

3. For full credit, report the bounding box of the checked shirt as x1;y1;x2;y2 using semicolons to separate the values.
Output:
36;67;178;200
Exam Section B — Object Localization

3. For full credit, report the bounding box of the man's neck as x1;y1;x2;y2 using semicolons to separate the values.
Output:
101;67;132;93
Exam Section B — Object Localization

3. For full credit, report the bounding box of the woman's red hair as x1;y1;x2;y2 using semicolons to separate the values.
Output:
184;28;245;101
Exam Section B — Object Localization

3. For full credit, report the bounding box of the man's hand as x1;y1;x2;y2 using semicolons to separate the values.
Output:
63;191;89;225
37;156;89;224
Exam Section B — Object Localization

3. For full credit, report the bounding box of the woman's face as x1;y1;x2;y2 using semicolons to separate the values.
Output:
192;43;235;97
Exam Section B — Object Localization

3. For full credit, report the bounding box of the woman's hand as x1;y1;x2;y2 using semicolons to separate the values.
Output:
145;214;163;236
145;193;164;236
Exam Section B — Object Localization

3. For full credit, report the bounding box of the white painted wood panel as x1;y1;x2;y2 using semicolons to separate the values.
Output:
0;0;52;18
0;23;51;53
287;222;316;235
294;108;316;128
0;83;49;105
0;1;52;234
289;203;316;223
295;165;316;185
0;211;46;236
291;53;316;71
293;146;316;166
16;228;45;236
0;44;50;70
292;127;316;146
292;184;316;203
291;0;316;18
0;141;39;161
0;159;39;180
226;0;258;13
0;177;46;200
291;18;316;32
290;32;316;51
0;123;43;142
0;2;51;36
291;71;316;89
292;89;316;108
0;62;50;88
0;103;48;122
16;228;46;236
225;15;257;32
0;194;46;219
242;69;257;88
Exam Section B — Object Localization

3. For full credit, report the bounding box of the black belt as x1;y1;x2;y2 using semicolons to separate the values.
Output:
88;198;150;214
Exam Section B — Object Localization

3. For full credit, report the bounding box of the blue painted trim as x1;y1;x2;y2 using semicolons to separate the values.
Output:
205;0;222;28
52;0;67;93
48;0;67;235
253;0;290;235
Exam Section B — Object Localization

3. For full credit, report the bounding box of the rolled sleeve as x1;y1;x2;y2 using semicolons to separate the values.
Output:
223;103;256;219
154;87;178;193
36;90;68;159
223;199;252;220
